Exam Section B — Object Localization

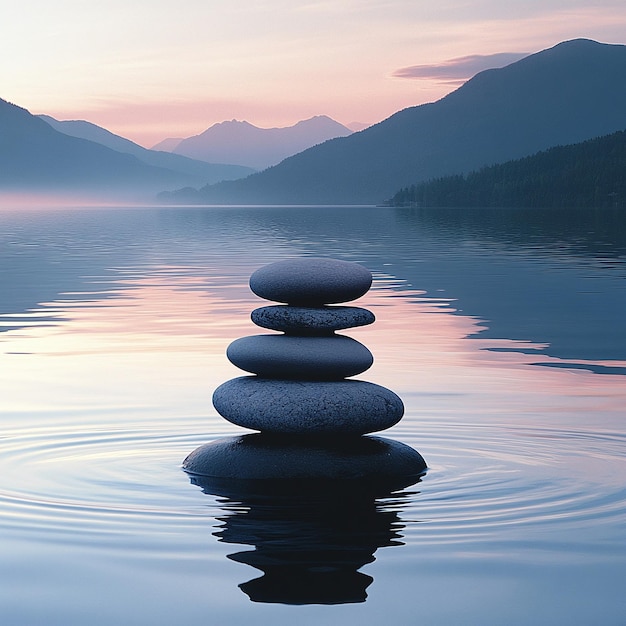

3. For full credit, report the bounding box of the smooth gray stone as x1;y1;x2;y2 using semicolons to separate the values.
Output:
212;377;404;435
226;334;373;380
251;305;375;335
183;434;427;494
249;258;372;305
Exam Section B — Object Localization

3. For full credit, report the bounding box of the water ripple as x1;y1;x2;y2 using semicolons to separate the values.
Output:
1;420;624;557
392;420;626;547
0;427;224;547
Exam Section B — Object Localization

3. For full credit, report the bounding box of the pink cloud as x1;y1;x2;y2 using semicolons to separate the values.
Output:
393;52;529;83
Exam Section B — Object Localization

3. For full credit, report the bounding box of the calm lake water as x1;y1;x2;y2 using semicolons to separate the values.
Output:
1;205;625;625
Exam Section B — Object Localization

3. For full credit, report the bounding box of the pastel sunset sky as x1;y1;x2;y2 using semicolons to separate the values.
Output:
3;0;625;147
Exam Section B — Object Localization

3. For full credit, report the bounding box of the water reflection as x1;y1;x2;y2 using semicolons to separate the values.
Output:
1;206;625;623
185;434;426;605
2;206;625;370
241;205;626;366
212;486;409;604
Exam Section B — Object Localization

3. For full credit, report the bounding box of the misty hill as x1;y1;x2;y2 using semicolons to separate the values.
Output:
168;115;353;170
390;129;626;208
175;39;626;205
152;137;183;152
0;98;209;198
39;115;254;184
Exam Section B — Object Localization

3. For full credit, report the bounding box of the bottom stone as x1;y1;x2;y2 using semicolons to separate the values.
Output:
212;376;405;436
183;434;427;604
182;433;427;498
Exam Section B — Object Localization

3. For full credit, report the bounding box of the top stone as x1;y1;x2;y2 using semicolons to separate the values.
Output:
249;258;372;305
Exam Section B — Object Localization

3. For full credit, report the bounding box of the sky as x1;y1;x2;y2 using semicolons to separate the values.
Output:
2;1;625;147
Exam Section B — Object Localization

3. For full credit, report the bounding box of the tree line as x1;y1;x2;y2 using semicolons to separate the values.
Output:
390;129;626;209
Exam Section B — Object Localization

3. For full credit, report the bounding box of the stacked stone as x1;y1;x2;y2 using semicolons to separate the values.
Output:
212;257;405;437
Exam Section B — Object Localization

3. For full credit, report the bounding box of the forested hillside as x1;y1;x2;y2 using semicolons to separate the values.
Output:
390;129;626;208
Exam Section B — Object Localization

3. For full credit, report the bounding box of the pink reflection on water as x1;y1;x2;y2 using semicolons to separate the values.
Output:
1;268;624;432
348;279;626;431
0;268;255;421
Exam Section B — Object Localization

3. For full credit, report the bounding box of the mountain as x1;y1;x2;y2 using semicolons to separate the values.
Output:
0;98;202;198
151;137;183;152
390;129;626;208
169;115;353;170
177;39;626;205
347;122;371;132
39;115;255;184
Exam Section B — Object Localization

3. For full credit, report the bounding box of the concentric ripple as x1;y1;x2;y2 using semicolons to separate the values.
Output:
0;426;232;548
392;418;626;554
1;416;625;559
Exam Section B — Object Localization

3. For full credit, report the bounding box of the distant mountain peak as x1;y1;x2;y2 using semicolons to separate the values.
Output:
151;137;183;152
553;37;606;48
170;115;353;169
220;119;254;126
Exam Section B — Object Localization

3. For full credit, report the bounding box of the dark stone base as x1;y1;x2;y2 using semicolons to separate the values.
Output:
182;433;427;499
